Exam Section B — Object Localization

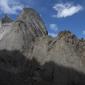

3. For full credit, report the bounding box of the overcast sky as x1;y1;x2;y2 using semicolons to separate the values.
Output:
0;0;85;38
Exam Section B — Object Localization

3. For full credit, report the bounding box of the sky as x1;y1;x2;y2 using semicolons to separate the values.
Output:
0;0;85;38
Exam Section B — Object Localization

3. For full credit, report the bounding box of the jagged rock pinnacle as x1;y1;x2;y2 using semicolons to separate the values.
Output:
1;14;13;24
57;30;78;45
0;8;48;57
58;30;77;39
17;8;48;37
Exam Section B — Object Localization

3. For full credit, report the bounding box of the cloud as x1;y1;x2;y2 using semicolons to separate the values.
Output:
53;3;83;18
82;30;85;35
0;0;24;14
49;24;58;32
48;32;57;37
49;24;58;37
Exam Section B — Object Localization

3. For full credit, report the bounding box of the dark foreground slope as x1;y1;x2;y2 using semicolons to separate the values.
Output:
0;50;85;85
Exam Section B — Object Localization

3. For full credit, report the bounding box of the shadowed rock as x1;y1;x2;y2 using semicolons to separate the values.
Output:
0;50;85;85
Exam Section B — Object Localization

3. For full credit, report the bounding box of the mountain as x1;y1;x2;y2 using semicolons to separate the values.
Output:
17;8;48;36
32;31;85;73
0;8;85;75
1;14;13;24
0;8;48;56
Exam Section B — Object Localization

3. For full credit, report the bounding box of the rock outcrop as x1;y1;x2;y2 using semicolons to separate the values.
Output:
17;8;48;37
32;31;85;73
0;8;48;57
1;14;13;24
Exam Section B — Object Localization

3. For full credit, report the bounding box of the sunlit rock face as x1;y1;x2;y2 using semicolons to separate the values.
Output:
0;8;48;57
32;31;85;73
17;8;48;37
0;22;24;51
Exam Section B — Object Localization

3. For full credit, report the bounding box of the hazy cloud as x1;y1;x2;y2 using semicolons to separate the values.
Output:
49;24;58;31
48;32;57;37
53;3;83;18
82;30;85;35
49;24;58;37
0;0;24;14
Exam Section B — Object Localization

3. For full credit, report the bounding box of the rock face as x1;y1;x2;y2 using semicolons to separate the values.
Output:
0;8;48;57
0;8;85;74
1;14;13;24
32;31;85;73
17;8;48;37
30;32;85;84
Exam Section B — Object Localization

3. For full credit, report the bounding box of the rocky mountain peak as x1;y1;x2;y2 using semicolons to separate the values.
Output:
58;30;76;39
1;14;13;24
58;30;78;45
17;8;48;37
0;8;48;57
